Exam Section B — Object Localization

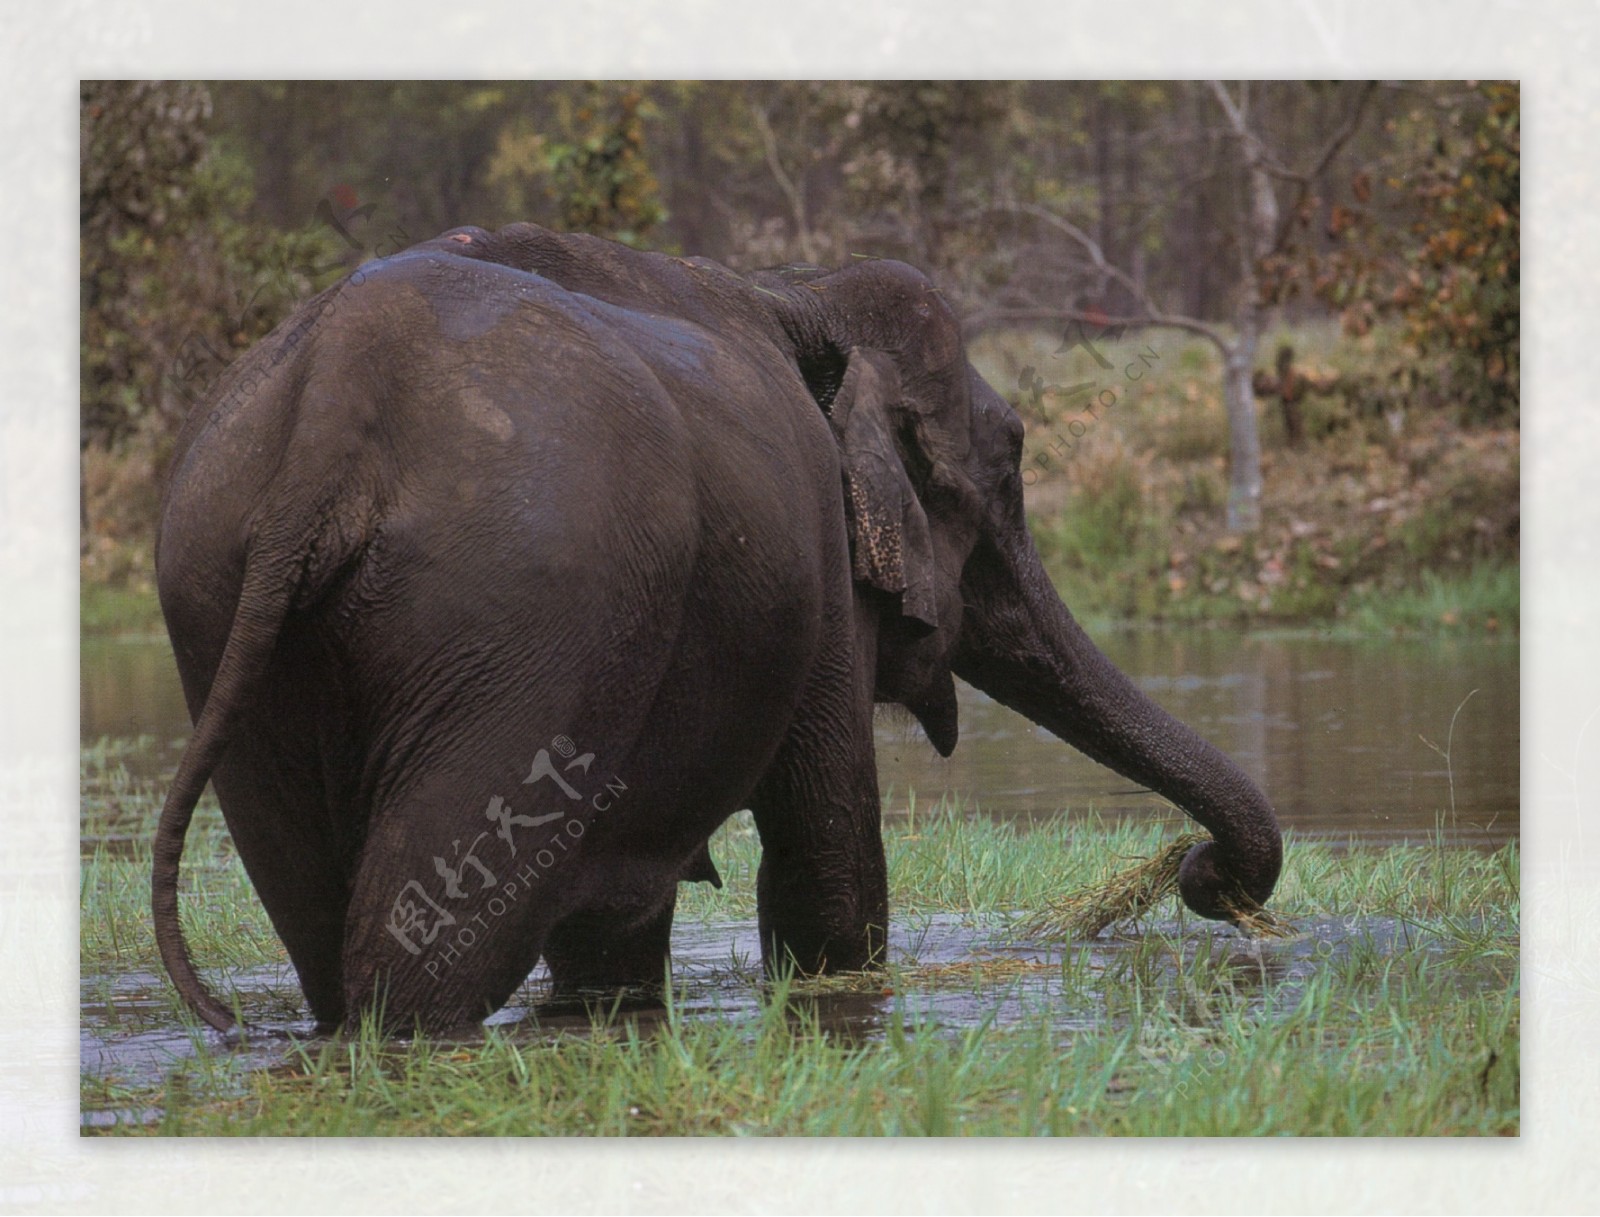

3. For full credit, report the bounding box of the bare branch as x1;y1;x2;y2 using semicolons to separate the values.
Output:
1012;204;1144;299
991;202;1229;351
750;103;817;263
1207;79;1295;179
1209;81;1380;259
1271;80;1379;254
1306;81;1380;183
967;305;1198;336
1207;80;1248;139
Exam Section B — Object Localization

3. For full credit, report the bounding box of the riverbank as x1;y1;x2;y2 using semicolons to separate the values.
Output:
968;324;1519;633
81;324;1517;639
81;553;1518;641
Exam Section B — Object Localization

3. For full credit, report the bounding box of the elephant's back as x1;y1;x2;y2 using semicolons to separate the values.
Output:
157;246;835;845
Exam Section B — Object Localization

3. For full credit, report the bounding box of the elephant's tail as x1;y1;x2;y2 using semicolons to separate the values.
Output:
152;553;297;1033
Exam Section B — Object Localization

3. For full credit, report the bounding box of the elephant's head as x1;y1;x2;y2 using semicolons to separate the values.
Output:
758;259;1283;920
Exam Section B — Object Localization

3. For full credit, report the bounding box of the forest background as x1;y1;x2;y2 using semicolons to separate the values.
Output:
79;79;1519;635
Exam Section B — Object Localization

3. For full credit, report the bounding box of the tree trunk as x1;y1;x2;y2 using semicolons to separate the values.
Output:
1223;330;1264;533
1222;193;1269;533
1216;82;1279;535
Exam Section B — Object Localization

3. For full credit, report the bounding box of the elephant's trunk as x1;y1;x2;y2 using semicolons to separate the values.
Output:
952;532;1282;918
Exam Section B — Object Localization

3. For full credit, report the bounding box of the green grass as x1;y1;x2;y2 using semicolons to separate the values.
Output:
80;740;276;974
1344;563;1519;635
1027;450;1172;620
83;742;1519;1137
109;959;1515;1136
81;580;165;637
675;804;1519;927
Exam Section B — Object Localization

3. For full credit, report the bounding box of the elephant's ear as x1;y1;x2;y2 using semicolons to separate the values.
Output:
828;348;939;631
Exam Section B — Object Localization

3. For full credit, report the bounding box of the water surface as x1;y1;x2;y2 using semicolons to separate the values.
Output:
82;628;1520;847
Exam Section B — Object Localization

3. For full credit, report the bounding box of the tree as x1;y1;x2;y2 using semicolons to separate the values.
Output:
1409;81;1518;424
1265;81;1518;427
81;81;213;447
540;84;667;246
989;81;1376;532
81;82;344;452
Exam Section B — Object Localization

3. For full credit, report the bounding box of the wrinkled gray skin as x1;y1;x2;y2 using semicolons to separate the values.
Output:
154;223;1282;1034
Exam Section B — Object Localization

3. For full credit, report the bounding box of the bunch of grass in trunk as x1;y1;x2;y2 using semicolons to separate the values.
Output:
1019;831;1292;940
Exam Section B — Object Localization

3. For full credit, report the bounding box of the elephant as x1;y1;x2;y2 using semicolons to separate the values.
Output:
153;221;1282;1035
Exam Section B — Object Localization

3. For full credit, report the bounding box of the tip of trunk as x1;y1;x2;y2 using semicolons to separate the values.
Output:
1178;834;1283;921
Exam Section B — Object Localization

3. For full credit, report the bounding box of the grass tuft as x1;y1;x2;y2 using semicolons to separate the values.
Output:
1019;831;1206;939
1016;829;1296;941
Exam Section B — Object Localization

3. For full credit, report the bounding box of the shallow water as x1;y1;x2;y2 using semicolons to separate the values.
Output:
83;628;1520;847
80;964;308;1129
79;911;1515;1129
79;626;1520;1128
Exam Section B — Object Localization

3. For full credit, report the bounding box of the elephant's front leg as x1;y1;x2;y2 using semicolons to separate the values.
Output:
748;676;888;976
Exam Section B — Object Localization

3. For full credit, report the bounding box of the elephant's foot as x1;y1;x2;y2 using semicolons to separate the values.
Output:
749;793;890;978
537;895;676;1016
756;885;888;978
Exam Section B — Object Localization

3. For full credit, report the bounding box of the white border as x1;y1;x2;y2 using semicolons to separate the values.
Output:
10;1;1593;1211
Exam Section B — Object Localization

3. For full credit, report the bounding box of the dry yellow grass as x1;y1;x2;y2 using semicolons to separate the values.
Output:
1019;831;1293;940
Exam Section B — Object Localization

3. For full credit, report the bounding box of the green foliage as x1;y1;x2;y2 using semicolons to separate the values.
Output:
1283;82;1519;426
1176;467;1224;514
1262;540;1344;620
826;82;1018;217
482;83;670;247
1056;456;1147;569
1345;564;1519;635
79;82;345;449
542;85;667;246
80;581;165;638
1031;449;1169;618
1402;82;1519;424
80;81;208;448
1153;397;1227;464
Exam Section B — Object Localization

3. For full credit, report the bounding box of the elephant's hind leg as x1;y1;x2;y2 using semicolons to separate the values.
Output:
208;734;354;1029
338;760;565;1035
